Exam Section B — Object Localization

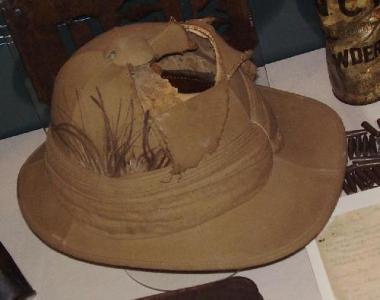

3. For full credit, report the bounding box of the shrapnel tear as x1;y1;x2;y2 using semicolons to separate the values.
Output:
51;23;221;177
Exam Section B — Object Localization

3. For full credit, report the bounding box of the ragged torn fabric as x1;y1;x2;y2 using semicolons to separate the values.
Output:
50;20;279;176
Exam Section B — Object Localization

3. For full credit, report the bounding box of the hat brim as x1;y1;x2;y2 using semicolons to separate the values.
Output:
17;86;346;271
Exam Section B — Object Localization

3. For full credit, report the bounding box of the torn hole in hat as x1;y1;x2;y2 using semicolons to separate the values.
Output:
52;25;224;177
154;32;217;94
131;29;227;174
133;30;218;114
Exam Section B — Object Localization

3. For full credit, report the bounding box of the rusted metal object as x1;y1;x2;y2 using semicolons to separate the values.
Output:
317;1;380;105
344;118;380;194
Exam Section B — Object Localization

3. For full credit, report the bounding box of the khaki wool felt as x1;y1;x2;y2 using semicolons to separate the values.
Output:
17;19;347;271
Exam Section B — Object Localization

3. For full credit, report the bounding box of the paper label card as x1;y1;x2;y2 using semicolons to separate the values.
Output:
316;203;380;300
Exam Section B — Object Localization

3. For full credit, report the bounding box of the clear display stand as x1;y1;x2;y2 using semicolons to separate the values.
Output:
126;269;236;291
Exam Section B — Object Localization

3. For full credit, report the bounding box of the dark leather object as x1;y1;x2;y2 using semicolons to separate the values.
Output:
0;242;36;300
1;0;256;104
138;276;264;300
1;0;124;104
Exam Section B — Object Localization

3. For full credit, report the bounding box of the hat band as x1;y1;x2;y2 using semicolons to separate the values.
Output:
45;125;272;239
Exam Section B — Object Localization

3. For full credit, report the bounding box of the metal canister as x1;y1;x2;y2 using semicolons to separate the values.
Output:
317;0;380;105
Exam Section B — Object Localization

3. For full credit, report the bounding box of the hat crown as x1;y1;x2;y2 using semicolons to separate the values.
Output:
50;20;280;177
45;20;282;237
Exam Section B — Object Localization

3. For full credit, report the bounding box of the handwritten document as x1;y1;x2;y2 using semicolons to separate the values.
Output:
317;204;380;300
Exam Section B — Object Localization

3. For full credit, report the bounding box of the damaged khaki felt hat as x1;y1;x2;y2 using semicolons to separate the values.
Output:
17;19;347;271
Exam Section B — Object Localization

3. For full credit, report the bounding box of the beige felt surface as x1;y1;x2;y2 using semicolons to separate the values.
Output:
1;49;375;299
17;82;346;271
